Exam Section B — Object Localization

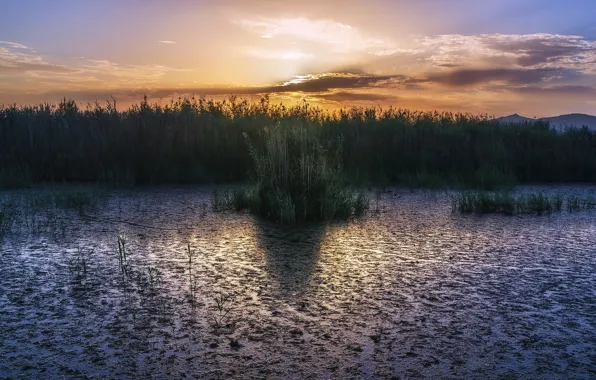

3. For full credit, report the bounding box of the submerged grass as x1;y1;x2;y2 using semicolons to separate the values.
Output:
452;190;578;215
566;195;596;212
2;96;596;189
0;187;107;237
0;201;17;236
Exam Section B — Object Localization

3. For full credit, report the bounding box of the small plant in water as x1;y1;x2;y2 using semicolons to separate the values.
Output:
53;188;98;215
186;244;200;308
117;233;131;278
211;292;236;330
0;202;17;236
68;248;91;285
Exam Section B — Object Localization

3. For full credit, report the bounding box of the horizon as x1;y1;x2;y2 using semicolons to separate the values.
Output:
2;0;596;117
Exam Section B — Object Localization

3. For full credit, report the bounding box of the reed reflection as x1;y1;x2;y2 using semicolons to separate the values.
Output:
256;222;326;295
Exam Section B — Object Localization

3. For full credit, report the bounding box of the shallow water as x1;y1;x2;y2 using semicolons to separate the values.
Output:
1;186;596;379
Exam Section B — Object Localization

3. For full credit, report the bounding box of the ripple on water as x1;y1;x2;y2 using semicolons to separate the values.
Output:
1;186;595;379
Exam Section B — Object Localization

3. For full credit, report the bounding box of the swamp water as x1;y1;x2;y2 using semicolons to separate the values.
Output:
1;186;595;379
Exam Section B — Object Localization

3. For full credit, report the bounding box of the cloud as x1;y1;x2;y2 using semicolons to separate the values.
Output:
0;41;29;49
414;34;596;72
158;40;177;44
7;72;408;102
0;41;190;96
421;68;560;86
275;73;404;92
511;84;596;96
236;17;392;54
0;61;74;74
4;66;568;103
315;91;398;103
436;63;462;68
0;41;74;74
373;48;424;56
244;47;314;61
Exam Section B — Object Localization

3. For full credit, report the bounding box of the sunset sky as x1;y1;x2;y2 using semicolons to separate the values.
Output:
2;0;596;116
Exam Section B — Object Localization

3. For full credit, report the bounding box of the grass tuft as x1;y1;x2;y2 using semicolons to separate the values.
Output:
235;122;369;223
0;202;17;236
453;190;570;215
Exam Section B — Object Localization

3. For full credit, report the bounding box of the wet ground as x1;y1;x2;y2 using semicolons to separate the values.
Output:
1;186;595;379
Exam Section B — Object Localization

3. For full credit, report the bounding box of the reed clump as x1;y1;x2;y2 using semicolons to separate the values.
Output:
211;122;368;223
453;190;566;215
566;195;596;212
239;122;368;223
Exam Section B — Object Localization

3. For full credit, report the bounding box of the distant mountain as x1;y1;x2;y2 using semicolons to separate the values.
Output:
497;113;535;124
496;113;596;131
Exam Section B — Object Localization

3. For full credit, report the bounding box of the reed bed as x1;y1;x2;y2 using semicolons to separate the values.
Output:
2;96;596;189
451;190;589;215
0;201;16;236
566;195;596;212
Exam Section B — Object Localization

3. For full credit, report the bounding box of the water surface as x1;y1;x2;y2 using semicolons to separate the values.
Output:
1;186;595;379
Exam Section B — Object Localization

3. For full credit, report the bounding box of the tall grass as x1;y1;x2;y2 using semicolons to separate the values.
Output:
566;195;596;211
2;96;596;189
453;190;569;215
0;202;17;236
244;122;368;223
213;122;369;223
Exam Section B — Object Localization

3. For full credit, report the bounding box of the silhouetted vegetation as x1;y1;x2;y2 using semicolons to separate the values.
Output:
451;190;579;215
0;201;16;236
210;122;368;223
2;96;596;189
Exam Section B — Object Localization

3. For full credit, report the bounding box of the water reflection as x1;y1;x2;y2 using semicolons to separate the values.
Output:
3;187;596;379
256;222;326;295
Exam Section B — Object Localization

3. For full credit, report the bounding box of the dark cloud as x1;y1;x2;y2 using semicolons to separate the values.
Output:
484;37;595;67
315;91;398;103
512;85;596;96
421;68;559;86
23;73;411;101
7;67;594;108
138;73;405;97
277;74;399;92
436;63;462;68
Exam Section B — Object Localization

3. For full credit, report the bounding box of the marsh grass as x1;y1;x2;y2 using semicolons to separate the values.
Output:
453;190;571;215
227;122;369;223
566;195;596;212
210;187;250;212
117;234;130;277
3;97;596;189
68;248;91;285
52;188;100;215
112;234;172;327
211;292;236;330
0;201;17;236
186;244;200;308
0;187;105;239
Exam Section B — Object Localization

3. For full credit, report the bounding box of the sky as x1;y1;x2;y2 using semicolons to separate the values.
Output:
1;0;596;116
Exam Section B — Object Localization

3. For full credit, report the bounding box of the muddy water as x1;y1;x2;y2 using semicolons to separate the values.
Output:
1;187;595;379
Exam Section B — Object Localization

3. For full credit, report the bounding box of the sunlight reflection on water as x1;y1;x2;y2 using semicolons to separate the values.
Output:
1;186;595;379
